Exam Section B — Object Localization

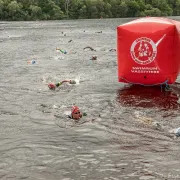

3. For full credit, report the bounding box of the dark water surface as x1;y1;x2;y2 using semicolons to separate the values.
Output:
1;18;180;180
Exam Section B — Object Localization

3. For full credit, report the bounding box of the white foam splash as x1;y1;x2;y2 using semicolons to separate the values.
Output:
169;127;180;135
64;111;71;116
74;75;81;85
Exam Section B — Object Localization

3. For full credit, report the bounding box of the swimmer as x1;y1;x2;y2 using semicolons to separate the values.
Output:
69;106;82;120
48;80;76;90
56;48;67;54
90;55;97;60
109;49;116;52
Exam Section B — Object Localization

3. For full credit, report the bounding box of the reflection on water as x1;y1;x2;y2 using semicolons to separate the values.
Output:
117;84;180;110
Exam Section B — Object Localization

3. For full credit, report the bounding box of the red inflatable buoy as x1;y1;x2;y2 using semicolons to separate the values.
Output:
117;17;180;85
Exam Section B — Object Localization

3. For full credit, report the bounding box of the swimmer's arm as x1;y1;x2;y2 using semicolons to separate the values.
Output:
55;80;71;87
61;80;71;83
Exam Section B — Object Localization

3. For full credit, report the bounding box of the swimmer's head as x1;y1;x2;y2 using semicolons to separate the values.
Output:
71;106;82;120
48;83;56;90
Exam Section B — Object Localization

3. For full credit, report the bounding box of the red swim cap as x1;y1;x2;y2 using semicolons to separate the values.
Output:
48;83;56;90
71;106;80;114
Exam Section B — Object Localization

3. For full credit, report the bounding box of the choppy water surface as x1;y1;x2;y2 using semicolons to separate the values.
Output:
1;18;180;180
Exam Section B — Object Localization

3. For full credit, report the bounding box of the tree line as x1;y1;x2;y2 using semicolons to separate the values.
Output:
0;0;180;21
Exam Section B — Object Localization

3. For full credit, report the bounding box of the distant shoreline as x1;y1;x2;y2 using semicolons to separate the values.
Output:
1;16;180;22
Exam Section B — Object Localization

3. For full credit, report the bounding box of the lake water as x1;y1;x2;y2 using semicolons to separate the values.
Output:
0;18;180;180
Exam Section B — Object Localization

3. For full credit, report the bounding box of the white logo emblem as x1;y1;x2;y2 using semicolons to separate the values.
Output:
130;37;157;65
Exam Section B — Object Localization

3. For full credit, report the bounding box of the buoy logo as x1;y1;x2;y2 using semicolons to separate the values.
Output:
130;37;157;65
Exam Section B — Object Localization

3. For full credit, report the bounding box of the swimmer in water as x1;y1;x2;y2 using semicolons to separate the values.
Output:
48;80;76;90
69;106;82;120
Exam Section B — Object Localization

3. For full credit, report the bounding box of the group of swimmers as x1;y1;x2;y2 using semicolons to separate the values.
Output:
48;80;82;120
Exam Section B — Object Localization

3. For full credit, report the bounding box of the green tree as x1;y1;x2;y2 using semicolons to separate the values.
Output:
0;0;179;20
95;0;105;18
152;0;173;16
117;1;128;17
38;0;64;20
126;0;140;17
0;0;4;19
85;0;98;18
137;0;146;11
110;0;121;18
104;2;112;18
143;7;162;16
174;0;180;15
79;5;87;18
69;0;84;19
8;1;23;20
29;5;42;20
